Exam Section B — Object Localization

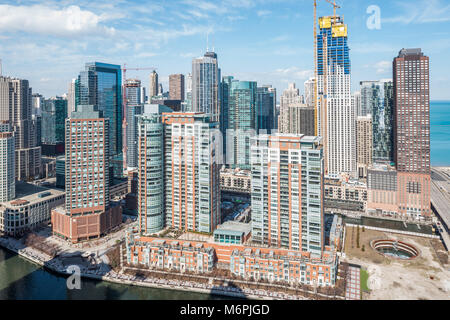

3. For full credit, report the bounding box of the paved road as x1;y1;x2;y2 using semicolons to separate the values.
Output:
431;168;450;229
430;168;450;251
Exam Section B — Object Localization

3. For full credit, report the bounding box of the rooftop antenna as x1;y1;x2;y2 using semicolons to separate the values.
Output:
0;58;2;76
206;32;209;52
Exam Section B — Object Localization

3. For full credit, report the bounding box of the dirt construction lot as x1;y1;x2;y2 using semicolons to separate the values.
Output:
343;226;450;300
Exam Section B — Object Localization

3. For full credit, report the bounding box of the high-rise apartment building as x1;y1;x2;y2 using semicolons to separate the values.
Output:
393;48;431;217
192;51;220;121
41;97;67;156
256;85;276;133
51;105;122;243
279;83;302;133
316;16;356;176
75;62;122;158
32;93;44;116
0;76;41;181
124;79;142;169
304;78;316;108
360;80;394;163
356;115;373;178
149;70;158;98
251;134;324;256
183;73;193;112
67;79;76;114
137;110;221;235
140;87;147;104
226;79;257;170
353;91;362;116
0;121;15;202
220;76;233;157
137;108;166;233
125;79;141;105
169;74;185;101
287;104;315;136
126;104;143;169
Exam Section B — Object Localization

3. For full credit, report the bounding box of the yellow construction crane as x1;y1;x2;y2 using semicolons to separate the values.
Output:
324;0;340;21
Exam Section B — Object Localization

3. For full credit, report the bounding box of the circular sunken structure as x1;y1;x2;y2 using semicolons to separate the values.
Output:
371;239;419;260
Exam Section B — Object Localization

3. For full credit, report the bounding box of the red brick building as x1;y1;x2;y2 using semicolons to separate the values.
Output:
51;105;122;243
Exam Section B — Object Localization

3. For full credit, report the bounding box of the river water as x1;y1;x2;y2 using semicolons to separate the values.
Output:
0;247;223;300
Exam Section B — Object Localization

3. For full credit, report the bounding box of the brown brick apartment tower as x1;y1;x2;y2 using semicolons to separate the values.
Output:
393;48;431;217
52;105;122;243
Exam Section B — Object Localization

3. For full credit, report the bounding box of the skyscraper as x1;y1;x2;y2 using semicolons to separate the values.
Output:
286;104;315;136
149;70;158;98
169;74;185;101
356;115;373;178
41;97;67;156
360;80;394;163
393;48;431;217
75;62;122;158
220;76;233;157
279;83;302;133
304;78;316;108
192;51;220;121
0;76;41;181
0;121;15;202
251;134;324;256
183;73;193;112
124;79;142;169
125;79;141;105
137;109;221;234
67;79;76;114
316;16;356;176
256;85;276;133
32;93;44;116
51;105;122;243
226;79;257;170
136;105;170;234
353;91;362;116
140;87;147;104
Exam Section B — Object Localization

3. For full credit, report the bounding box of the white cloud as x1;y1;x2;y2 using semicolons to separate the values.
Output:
0;4;115;37
374;60;391;74
182;0;227;15
383;0;450;24
135;52;158;59
188;9;210;19
180;52;196;58
257;10;271;17
274;67;313;79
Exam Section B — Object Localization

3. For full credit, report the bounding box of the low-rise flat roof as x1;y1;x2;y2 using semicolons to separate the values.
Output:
2;182;65;208
214;221;251;237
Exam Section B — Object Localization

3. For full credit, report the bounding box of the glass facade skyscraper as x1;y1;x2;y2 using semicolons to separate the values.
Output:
42;97;67;145
75;62;122;158
360;80;394;163
192;52;220;122
225;79;257;170
124;79;142;169
220;76;233;157
256;85;276;133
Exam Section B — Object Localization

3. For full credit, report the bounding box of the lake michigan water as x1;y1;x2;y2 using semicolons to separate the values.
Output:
431;101;450;166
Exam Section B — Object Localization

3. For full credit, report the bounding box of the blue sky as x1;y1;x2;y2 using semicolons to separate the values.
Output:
0;0;449;100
